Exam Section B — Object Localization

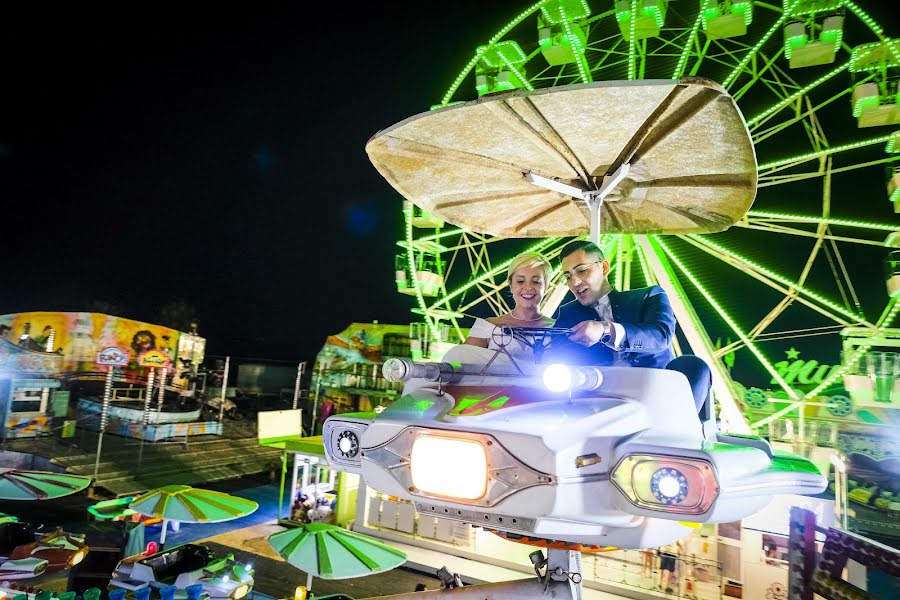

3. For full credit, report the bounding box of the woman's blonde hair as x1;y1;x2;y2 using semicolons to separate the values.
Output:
507;252;552;284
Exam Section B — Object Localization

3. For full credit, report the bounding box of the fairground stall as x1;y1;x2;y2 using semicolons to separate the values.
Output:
0;311;210;442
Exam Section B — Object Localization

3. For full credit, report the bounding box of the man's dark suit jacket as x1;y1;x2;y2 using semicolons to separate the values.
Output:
553;285;676;369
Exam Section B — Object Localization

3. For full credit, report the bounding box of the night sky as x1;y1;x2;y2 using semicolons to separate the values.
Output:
2;2;898;373
1;1;516;361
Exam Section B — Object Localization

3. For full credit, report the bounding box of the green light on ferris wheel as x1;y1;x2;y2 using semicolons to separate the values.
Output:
539;0;589;24
745;210;899;232
651;235;798;397
757;134;893;171
687;234;865;322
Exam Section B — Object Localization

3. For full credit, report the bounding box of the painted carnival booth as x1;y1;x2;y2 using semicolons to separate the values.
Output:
0;312;214;441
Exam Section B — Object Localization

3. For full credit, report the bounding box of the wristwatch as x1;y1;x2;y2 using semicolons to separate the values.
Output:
600;321;613;345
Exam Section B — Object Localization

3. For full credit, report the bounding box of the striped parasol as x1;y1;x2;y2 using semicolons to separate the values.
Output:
0;468;91;500
269;523;406;592
129;485;258;545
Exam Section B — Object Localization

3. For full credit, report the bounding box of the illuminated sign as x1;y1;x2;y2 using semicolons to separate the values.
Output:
96;346;130;367
138;350;170;368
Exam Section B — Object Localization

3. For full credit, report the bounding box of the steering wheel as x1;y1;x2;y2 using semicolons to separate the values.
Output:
491;326;572;364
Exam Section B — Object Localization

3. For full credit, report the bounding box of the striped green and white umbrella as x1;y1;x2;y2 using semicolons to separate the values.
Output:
129;485;258;544
0;468;91;500
269;524;406;591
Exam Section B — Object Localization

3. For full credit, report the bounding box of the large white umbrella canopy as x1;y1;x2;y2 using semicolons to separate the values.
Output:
366;78;756;238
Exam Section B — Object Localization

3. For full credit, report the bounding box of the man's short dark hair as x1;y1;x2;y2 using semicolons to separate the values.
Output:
559;240;605;264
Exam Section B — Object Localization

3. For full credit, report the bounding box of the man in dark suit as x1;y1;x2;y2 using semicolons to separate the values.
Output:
553;240;712;415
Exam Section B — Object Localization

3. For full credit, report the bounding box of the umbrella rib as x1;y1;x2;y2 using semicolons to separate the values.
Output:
605;83;687;177
277;530;310;558
188;494;258;518
329;532;380;571
177;496;209;521
316;531;332;577
512;198;572;233
16;473;82;490
629;86;723;166
433;188;552;210
634;173;755;188
485;98;591;186
378;136;528;174
3;475;49;500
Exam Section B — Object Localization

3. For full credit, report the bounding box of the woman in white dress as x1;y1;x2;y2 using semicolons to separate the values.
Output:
463;252;555;361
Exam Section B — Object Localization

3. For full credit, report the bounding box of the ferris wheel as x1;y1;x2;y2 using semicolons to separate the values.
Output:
394;0;900;430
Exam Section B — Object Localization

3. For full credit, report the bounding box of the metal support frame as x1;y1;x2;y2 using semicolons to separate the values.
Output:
366;548;582;599
525;163;630;245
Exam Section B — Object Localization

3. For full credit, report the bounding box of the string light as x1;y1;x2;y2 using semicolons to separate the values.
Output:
673;9;704;79
758;134;893;171
745;210;899;232
558;5;591;83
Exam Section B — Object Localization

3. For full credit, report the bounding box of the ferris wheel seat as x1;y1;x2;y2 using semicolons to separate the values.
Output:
704;12;748;41
322;359;826;549
852;83;900;127
887;172;900;207
784;16;843;69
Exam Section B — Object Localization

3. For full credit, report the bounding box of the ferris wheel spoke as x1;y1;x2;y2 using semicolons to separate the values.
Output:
650;235;799;401
682;235;867;327
757;133;894;174
747;62;851;128
731;49;787;103
758;156;899;188
430;237;559;310
752;75;876;145
734;221;891;248
671;8;704;78
745;210;899;233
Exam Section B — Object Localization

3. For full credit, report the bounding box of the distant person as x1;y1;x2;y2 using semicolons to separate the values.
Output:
0;324;11;341
32;325;53;350
464;252;554;361
553;240;712;415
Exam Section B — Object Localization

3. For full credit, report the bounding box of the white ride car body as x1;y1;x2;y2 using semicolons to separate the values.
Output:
324;353;826;550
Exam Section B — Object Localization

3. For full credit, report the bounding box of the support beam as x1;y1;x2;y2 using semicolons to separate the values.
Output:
636;236;750;433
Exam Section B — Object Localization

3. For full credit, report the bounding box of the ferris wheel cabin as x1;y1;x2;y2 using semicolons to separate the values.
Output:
850;40;900;128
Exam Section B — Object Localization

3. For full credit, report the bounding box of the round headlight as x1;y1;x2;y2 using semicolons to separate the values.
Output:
651;468;688;505
543;363;572;393
337;430;359;458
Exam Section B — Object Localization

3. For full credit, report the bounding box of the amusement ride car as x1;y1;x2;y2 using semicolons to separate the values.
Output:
110;544;254;600
322;78;829;598
0;514;89;580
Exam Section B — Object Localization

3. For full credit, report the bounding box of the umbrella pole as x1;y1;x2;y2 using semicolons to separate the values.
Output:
137;368;156;476
306;572;312;592
277;449;287;520
93;367;115;483
160;518;168;547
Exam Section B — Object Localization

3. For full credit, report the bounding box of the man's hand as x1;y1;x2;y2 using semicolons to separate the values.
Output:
566;320;609;347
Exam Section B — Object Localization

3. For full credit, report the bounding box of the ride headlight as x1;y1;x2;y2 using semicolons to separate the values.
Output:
69;549;87;566
366;427;553;507
410;436;488;500
233;585;250;599
542;364;572;392
611;454;719;515
651;468;688;504
542;364;603;393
